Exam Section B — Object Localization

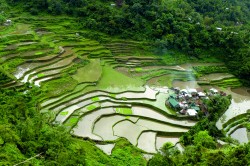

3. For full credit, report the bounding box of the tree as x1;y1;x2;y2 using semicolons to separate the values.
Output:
116;0;123;7
148;153;174;166
193;131;217;149
161;142;180;157
48;0;63;15
0;14;6;25
201;150;227;165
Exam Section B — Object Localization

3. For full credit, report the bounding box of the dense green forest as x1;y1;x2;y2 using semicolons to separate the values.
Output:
0;0;250;165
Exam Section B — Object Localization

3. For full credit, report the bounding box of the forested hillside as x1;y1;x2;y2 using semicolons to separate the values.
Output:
5;0;250;84
0;0;250;165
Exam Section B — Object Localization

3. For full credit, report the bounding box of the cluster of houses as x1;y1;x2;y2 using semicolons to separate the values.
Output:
2;19;12;26
166;87;222;117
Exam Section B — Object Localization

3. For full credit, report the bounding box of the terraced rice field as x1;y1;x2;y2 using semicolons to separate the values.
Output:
215;87;250;143
1;17;249;154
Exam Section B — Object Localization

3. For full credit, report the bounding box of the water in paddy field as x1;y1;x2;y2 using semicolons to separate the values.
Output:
216;87;250;129
172;80;201;90
155;136;179;151
167;63;250;144
96;144;115;155
137;131;157;153
230;128;249;144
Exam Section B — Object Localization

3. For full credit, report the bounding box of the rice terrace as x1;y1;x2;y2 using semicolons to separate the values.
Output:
1;0;250;165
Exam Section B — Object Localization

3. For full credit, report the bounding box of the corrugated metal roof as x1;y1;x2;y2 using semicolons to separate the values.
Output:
168;98;179;108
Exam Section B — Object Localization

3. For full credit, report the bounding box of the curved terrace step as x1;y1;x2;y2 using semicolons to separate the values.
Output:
40;83;94;108
93;114;136;141
0;48;54;62
28;64;71;83
52;95;141;121
72;107;115;141
34;75;61;87
131;105;195;127
137;131;157;153
216;99;250;130
13;52;69;80
72;101;131;117
28;46;65;61
47;86;157;112
27;56;74;82
18;49;75;82
55;92;195;129
113;118;188;146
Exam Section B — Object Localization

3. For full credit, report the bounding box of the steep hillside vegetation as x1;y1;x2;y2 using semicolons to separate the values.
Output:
5;0;250;85
0;0;250;165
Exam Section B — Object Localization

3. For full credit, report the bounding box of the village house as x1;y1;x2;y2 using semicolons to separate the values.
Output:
167;94;180;110
166;87;221;117
4;19;12;26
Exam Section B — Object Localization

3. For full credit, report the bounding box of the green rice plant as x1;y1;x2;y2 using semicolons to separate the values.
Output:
72;59;102;83
91;97;100;102
115;107;132;115
121;97;127;101
60;111;68;116
69;117;78;124
41;77;78;98
64;117;79;127
37;73;45;78
225;118;248;133
222;113;250;129
193;66;228;76
135;68;143;72
1;58;24;73
35;51;44;55
0;34;34;43
210;78;242;88
110;94;116;98
88;66;143;92
86;105;97;111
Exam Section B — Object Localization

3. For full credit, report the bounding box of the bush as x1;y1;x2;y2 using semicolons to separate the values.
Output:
0;14;6;24
30;8;38;15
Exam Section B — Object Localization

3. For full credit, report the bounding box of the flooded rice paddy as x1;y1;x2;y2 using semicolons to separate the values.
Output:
5;23;249;154
230;128;249;144
96;144;115;155
137;131;157;153
156;136;179;151
54;65;249;150
113;120;147;145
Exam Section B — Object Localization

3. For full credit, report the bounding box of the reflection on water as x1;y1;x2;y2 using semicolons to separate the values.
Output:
96;144;115;155
172;80;201;90
217;99;250;129
156;136;179;151
231;87;250;97
230;128;249;144
216;86;250;129
224;87;250;103
137;131;157;153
